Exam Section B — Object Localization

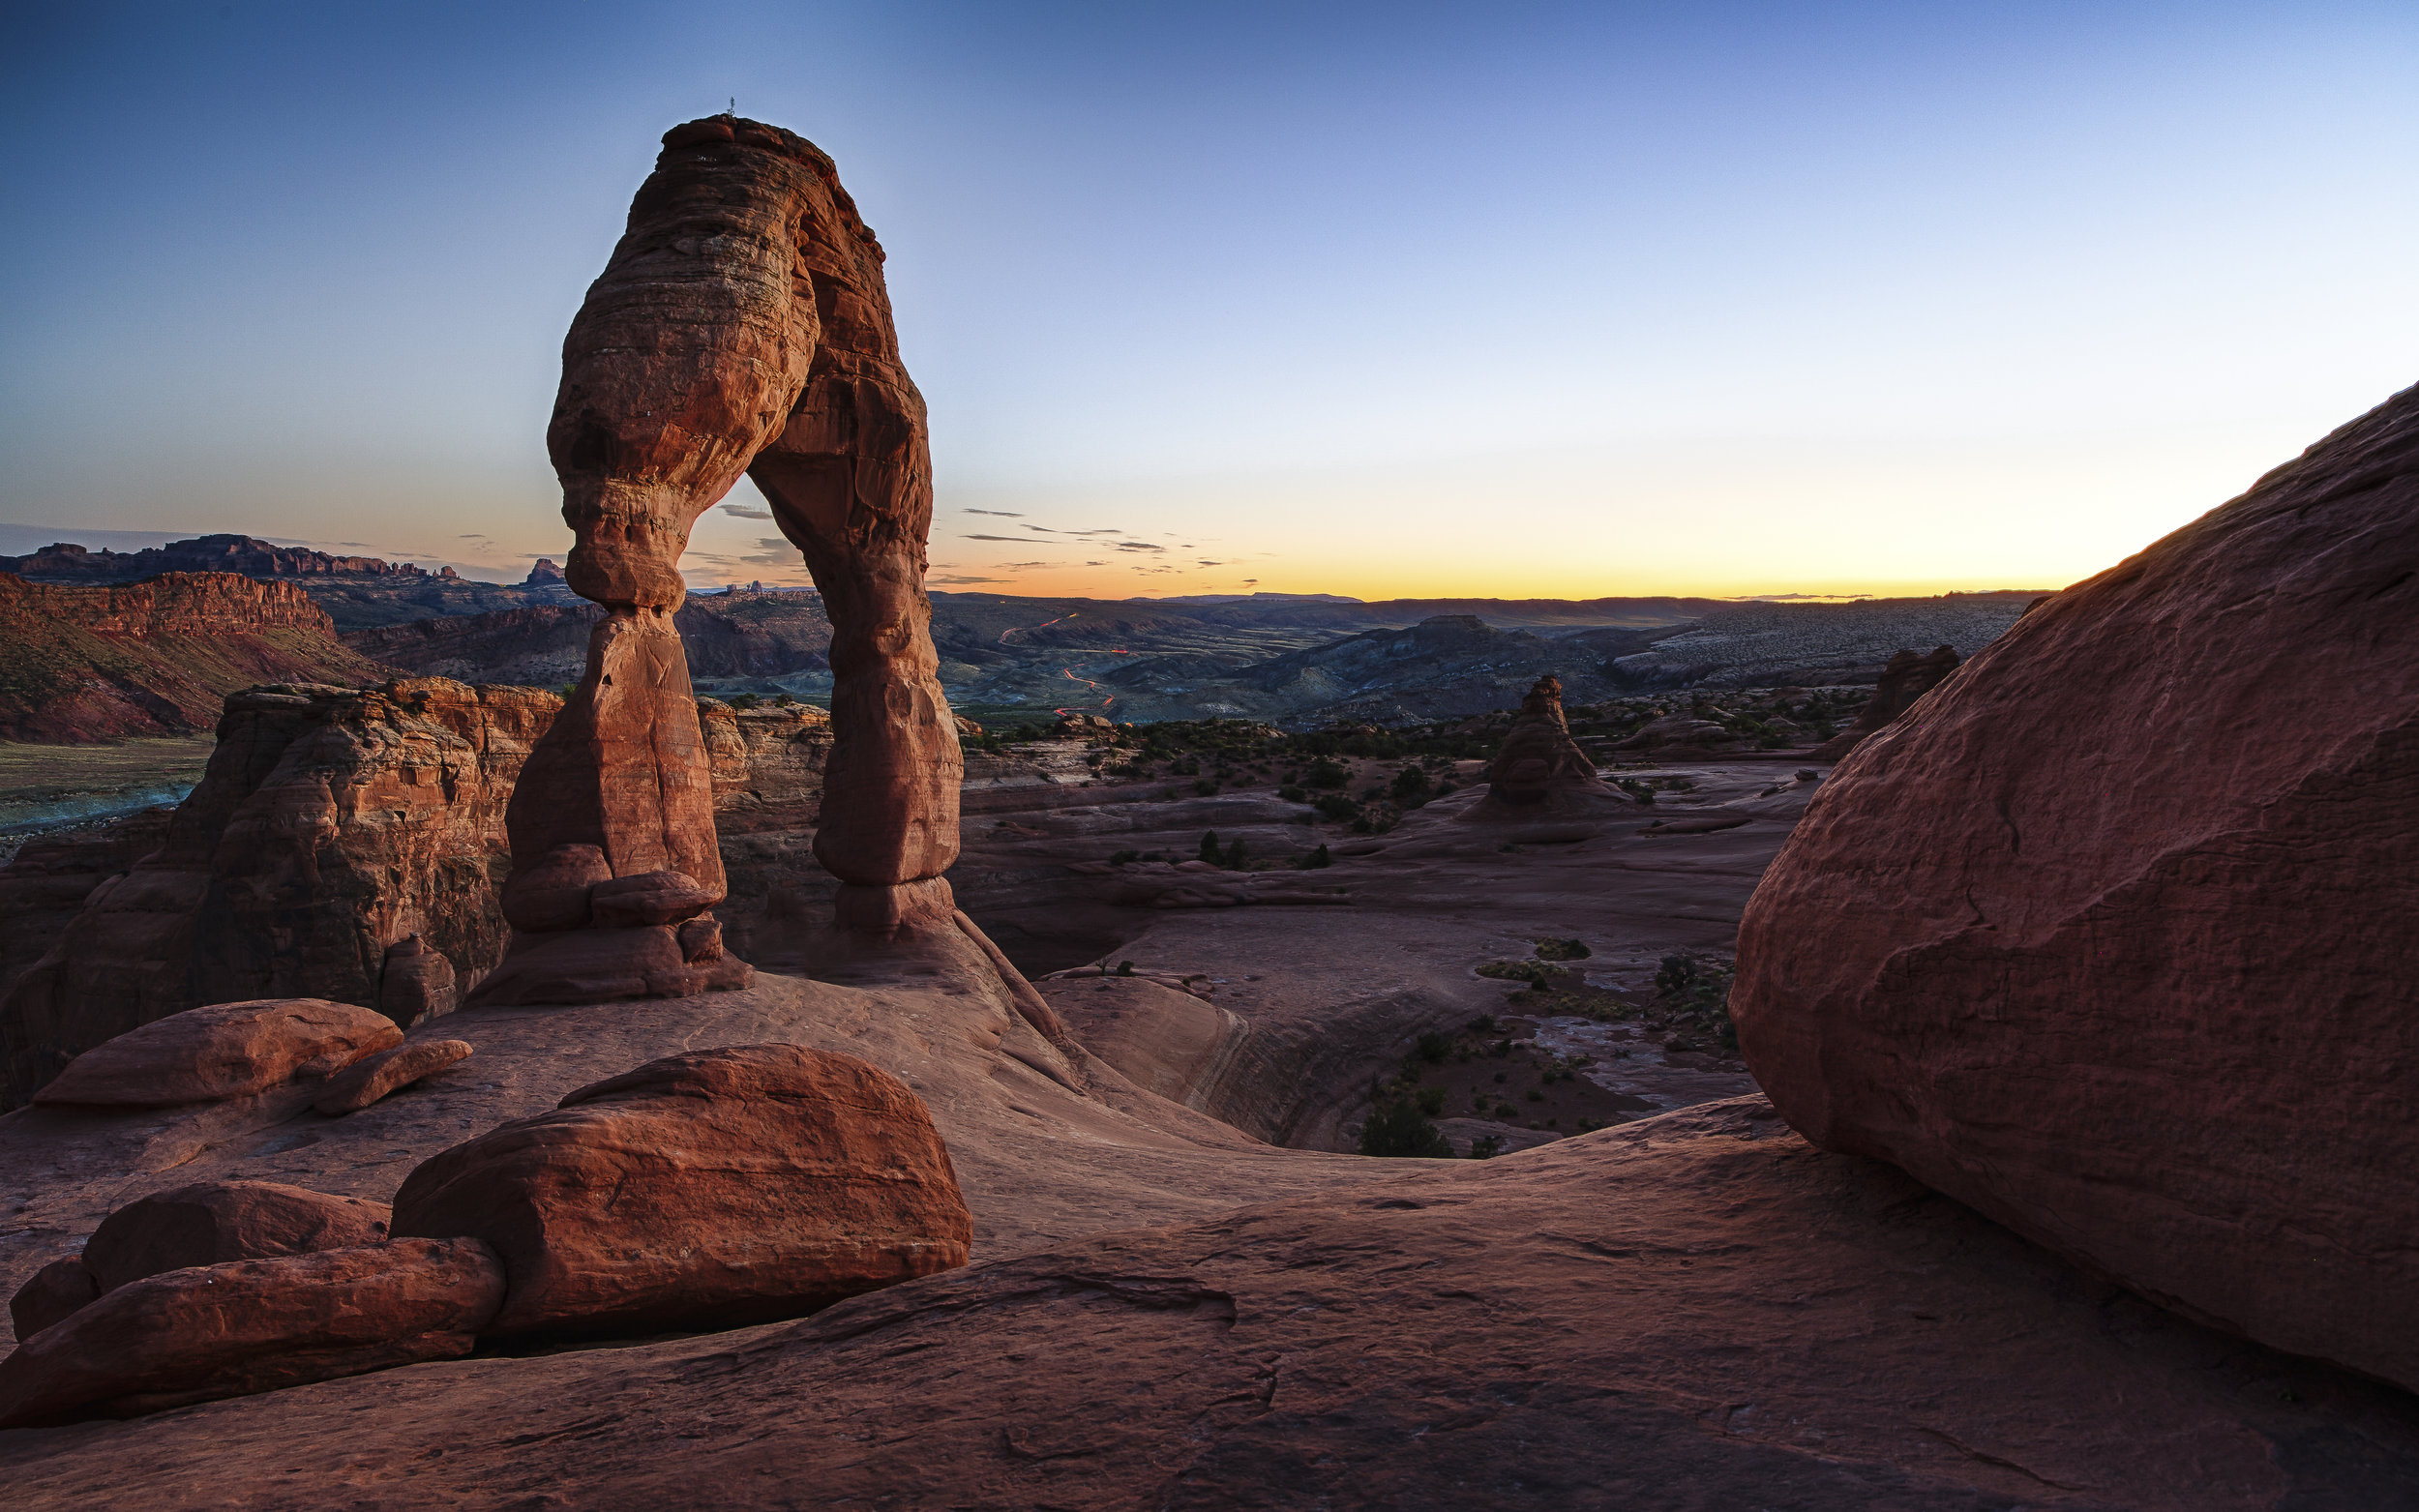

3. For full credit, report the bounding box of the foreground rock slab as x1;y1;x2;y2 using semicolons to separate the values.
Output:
1734;382;2419;1391
81;1181;393;1295
4;1100;2412;1507
32;999;400;1110
392;1044;971;1338
0;1238;503;1428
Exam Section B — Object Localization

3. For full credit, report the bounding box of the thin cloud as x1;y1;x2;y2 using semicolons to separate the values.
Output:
963;509;1022;517
998;560;1057;569
1196;559;1221;566
934;574;1003;584
1085;560;1106;566
963;534;1028;542
722;505;771;519
1064;528;1124;536
1020;523;1059;532
1114;541;1166;553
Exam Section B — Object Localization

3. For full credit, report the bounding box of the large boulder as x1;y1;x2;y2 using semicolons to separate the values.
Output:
1464;676;1633;821
30;998;400;1109
1731;384;2419;1390
0;1239;504;1428
80;1181;394;1294
313;1037;475;1115
391;1044;971;1338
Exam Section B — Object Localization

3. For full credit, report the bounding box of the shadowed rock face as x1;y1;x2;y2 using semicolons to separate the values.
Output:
1732;382;2419;1391
491;114;959;1003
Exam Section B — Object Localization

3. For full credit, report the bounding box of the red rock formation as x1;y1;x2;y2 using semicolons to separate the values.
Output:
0;1238;504;1428
30;999;400;1109
0;572;387;742
7;1261;96;1344
0;534;430;583
341;596;833;692
312;1038;474;1115
487;114;961;1007
375;934;458;1025
1466;676;1633;820
1732;384;2419;1391
0;808;172;1002
0;680;554;1105
80;1181;394;1294
1805;644;1959;760
391;1044;971;1338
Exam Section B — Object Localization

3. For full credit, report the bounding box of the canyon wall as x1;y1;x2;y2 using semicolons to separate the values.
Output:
0;574;387;742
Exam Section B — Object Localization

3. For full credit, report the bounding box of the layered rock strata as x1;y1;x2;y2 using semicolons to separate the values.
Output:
0;572;386;742
486;114;961;1008
1732;384;2419;1391
0;681;553;1105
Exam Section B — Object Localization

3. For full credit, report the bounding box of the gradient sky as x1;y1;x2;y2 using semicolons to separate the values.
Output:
4;1;2414;599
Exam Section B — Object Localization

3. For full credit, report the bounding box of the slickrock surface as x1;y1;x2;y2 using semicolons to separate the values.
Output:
0;681;554;1105
1734;383;2419;1391
0;572;386;742
6;1099;2415;1505
392;1045;970;1338
30;999;399;1110
0;1239;503;1429
1806;642;1960;760
79;1181;393;1294
312;1040;474;1116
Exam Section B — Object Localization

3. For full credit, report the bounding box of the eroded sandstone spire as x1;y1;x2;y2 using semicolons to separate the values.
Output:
475;116;961;1004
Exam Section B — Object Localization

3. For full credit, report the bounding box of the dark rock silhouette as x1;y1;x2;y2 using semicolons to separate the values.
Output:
1733;383;2419;1391
1464;676;1633;821
1806;644;1959;760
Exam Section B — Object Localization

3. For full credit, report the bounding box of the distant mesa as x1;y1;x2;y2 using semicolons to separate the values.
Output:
523;557;566;587
1;534;427;583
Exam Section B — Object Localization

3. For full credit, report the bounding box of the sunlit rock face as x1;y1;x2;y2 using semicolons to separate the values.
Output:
1732;381;2419;1391
485;114;960;1006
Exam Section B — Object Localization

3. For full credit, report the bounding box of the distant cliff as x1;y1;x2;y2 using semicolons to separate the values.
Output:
0;573;391;742
1;533;433;581
1;535;580;630
344;592;834;686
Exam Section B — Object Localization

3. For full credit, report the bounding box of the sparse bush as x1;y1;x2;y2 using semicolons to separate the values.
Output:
1468;1136;1504;1160
1313;794;1359;822
1305;757;1350;789
1359;1100;1454;1158
1415;1086;1447;1115
1193;778;1220;796
1533;937;1591;961
1198;831;1221;865
1278;785;1309;802
1469;1013;1498;1034
1109;849;1139;865
1292;844;1332;870
1118;960;1135;976
1416;1031;1452;1064
1222;838;1247;869
1390;767;1432;807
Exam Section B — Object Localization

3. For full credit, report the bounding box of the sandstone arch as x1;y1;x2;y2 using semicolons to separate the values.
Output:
476;116;962;1004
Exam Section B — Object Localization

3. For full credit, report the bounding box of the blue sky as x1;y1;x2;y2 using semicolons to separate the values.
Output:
3;1;2414;597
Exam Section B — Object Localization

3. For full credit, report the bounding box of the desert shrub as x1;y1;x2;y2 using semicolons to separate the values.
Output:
1415;1086;1447;1115
1469;1013;1498;1034
1415;1031;1452;1064
1313;794;1359;822
1222;838;1247;869
1359;1101;1454;1158
1291;844;1332;871
1278;785;1308;802
1109;849;1139;865
1533;937;1591;961
1657;953;1740;1052
1468;1136;1504;1160
1117;960;1135;976
730;693;761;710
1305;757;1350;789
1193;778;1220;796
1525;1087;1545;1103
1198;831;1221;865
1390;767;1432;806
1476;960;1553;988
773;693;795;707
